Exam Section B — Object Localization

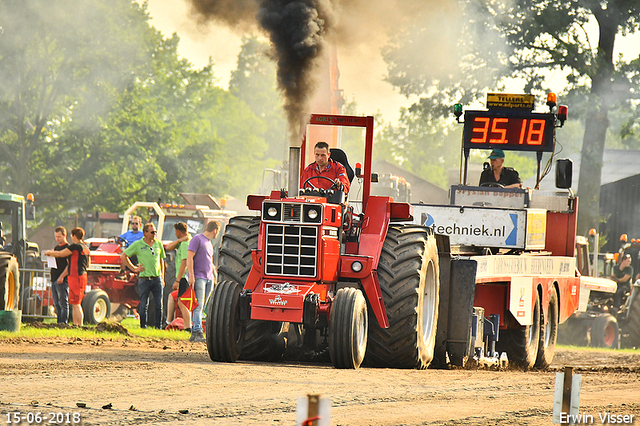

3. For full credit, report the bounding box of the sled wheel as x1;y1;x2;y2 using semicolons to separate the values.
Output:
497;289;541;370
535;286;559;369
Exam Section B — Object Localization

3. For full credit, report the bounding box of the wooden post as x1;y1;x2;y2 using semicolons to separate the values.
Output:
561;366;573;424
307;394;320;426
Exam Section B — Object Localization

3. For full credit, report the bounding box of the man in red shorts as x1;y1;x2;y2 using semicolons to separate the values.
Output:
46;227;90;325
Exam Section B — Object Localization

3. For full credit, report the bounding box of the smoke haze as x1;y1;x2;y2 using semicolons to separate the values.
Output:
186;0;461;139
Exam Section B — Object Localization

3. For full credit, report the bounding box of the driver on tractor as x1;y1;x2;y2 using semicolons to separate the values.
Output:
479;148;522;188
300;141;351;195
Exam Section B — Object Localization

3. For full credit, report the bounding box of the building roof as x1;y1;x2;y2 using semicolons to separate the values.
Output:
373;160;448;204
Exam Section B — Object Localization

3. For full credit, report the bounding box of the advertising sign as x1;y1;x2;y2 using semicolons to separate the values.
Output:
411;204;526;249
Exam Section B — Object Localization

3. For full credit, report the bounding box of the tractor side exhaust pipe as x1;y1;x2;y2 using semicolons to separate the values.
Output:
288;146;301;197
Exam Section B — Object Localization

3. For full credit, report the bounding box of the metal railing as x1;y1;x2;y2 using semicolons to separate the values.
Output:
19;267;57;320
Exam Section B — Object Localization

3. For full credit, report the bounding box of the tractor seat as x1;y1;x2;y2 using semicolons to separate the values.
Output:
330;148;354;183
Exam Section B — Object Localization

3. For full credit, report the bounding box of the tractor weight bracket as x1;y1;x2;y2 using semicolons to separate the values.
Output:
303;293;320;328
238;290;252;321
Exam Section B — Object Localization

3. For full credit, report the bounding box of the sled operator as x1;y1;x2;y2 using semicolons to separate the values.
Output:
300;141;350;194
479;148;523;189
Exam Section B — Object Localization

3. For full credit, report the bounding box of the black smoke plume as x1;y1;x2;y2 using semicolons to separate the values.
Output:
188;0;334;141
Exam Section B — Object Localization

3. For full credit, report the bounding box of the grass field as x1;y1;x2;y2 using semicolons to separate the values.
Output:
0;317;192;341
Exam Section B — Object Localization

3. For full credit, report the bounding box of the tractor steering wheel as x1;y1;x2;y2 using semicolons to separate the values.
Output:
479;182;505;188
109;236;127;247
302;175;341;191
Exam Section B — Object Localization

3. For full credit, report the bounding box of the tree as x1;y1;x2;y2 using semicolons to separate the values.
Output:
0;0;150;195
229;36;287;163
383;0;640;233
1;1;270;220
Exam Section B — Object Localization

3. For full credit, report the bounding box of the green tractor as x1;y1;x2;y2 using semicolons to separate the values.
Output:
0;193;39;312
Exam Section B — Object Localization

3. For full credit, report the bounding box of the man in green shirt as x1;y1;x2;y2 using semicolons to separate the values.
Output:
164;222;192;329
121;223;166;329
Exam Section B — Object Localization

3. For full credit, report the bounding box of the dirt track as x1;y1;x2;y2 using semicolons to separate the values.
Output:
1;336;639;426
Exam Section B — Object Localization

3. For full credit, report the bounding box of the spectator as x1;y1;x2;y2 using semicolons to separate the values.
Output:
611;253;633;309
45;227;90;326
186;220;220;342
119;215;143;247
121;223;166;329
49;226;69;324
164;222;192;330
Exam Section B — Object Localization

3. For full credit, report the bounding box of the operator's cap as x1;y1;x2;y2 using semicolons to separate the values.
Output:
488;149;505;159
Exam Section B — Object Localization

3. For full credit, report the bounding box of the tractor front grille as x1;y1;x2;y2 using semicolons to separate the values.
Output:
265;224;317;277
283;203;302;222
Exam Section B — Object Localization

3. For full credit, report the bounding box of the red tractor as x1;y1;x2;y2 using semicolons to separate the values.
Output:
209;96;584;370
208;115;442;368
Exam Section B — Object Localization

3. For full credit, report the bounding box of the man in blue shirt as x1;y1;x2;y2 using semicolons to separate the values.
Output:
120;215;143;247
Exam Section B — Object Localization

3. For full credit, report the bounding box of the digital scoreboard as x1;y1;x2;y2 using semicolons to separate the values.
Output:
462;110;556;152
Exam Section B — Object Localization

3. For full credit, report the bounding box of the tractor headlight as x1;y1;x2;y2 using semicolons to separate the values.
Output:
303;204;321;223
351;261;363;273
263;203;282;221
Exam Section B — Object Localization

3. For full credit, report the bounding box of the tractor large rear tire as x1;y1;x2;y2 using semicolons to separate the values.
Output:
207;280;245;362
366;225;439;369
557;318;589;346
82;289;111;324
622;285;640;348
0;255;20;311
535;286;559;369
497;290;540;370
218;216;287;361
591;314;619;348
108;303;128;323
162;252;177;320
329;287;368;369
218;216;260;284
240;321;288;361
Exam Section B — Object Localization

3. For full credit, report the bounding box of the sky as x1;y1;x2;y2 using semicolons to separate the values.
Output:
142;0;640;125
143;0;417;124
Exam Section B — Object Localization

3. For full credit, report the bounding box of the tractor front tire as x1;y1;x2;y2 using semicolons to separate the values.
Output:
622;285;640;348
218;216;288;360
0;255;20;311
591;314;619;348
497;290;541;370
535;286;559;369
329;287;368;369
366;225;439;369
207;280;245;362
82;290;111;324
